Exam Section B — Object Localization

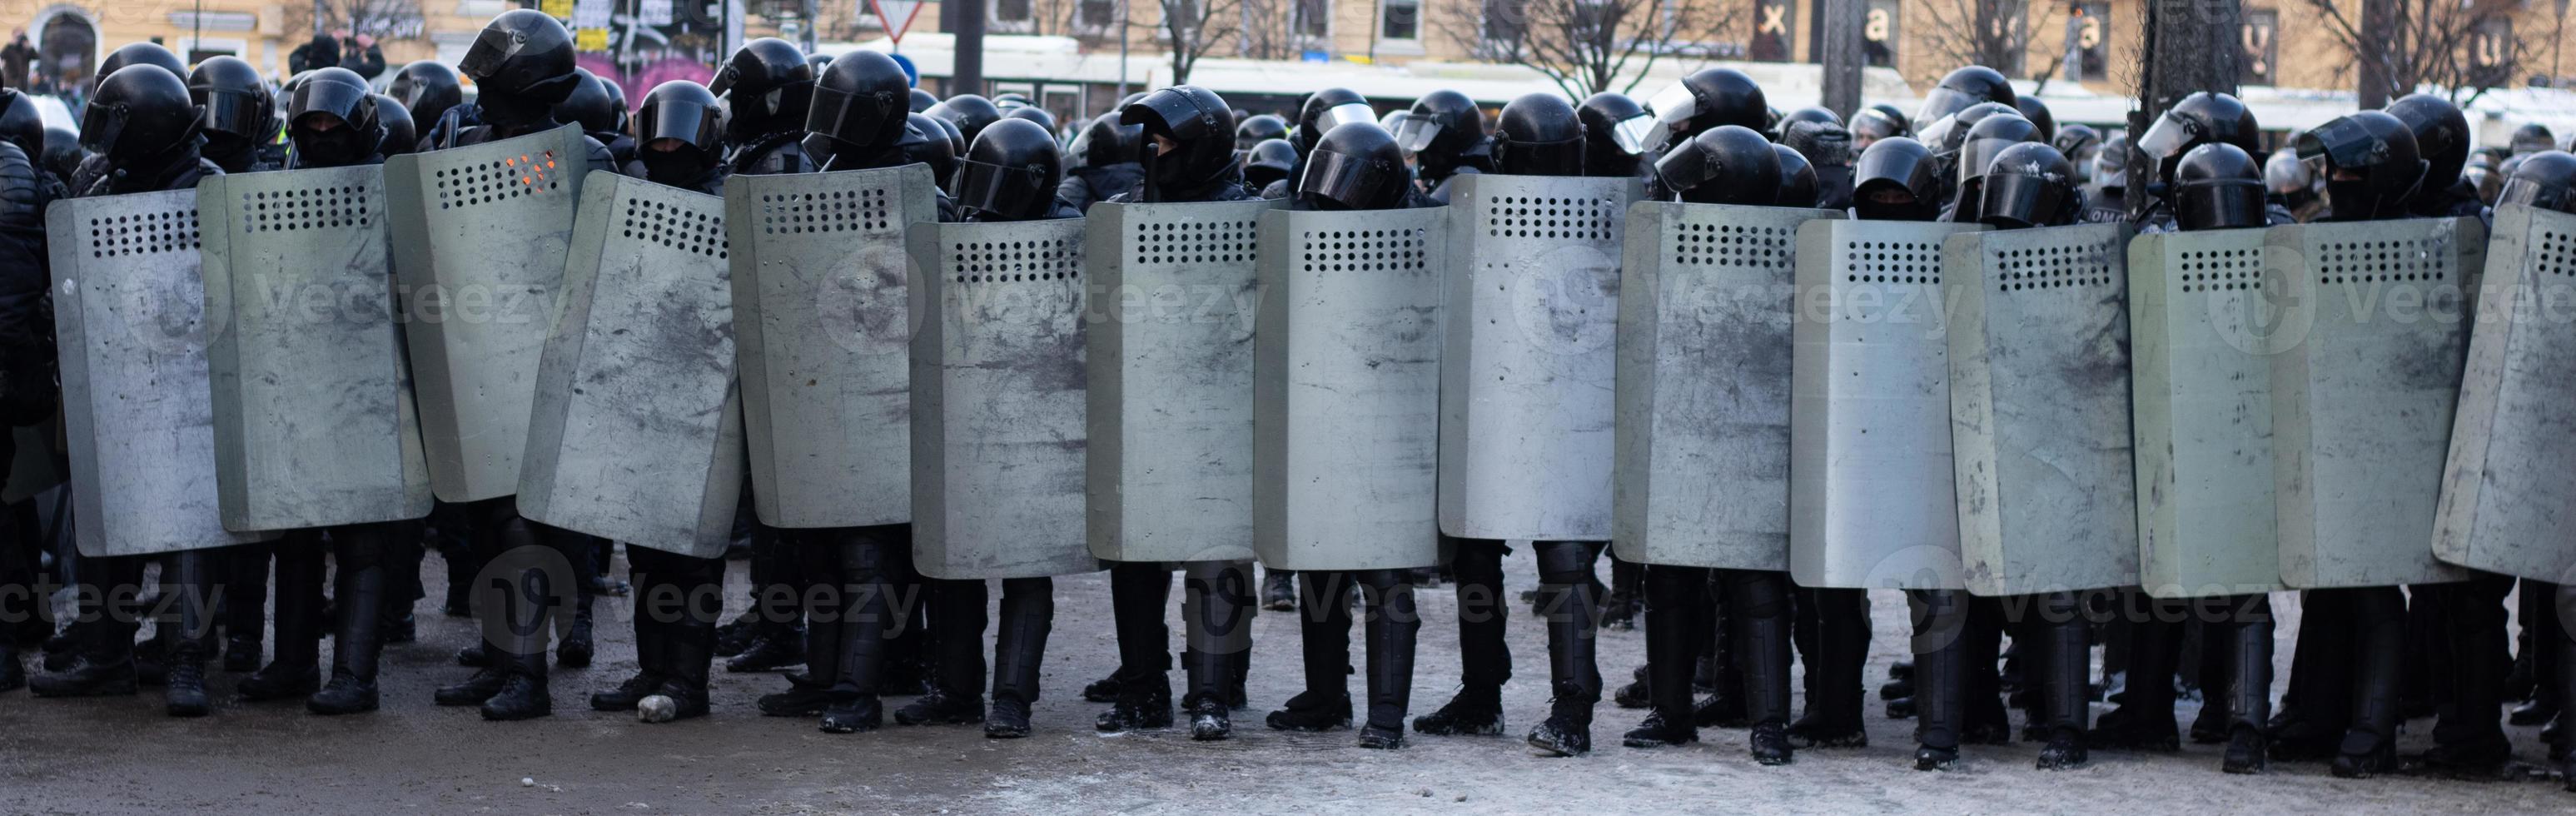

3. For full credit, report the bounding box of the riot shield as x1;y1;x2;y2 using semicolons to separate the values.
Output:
199;165;434;533
2129;226;2287;598
1437;174;1640;540
47;188;277;556
2435;204;2576;583
515;173;743;557
1787;219;1984;590
2268;216;2479;588
907;217;1098;580
1611;202;1842;570
1253;206;1447;571
1083;199;1278;564
726;165;939;529
1945;222;2138;595
383;123;593;502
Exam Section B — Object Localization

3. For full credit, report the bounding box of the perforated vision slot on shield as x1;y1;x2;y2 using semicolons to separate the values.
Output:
1945;222;2138;596
1084;199;1278;564
2435;204;2576;583
1613;202;1841;570
2130;227;2289;598
47;188;279;556
382;123;592;503
908;218;1098;580
199;165;433;534
2268;217;2480;589
1787;219;1983;590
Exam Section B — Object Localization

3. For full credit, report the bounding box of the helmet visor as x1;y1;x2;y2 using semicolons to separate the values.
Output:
1392;115;1442;154
1912;87;1983;133
459;27;532;82
1855;144;1940;202
1957;137;2028;186
1315;102;1378;136
953;158;1044;218
2293;117;2383;172
1980;172;2071;228
1300;147;1398;208
808;82;898;145
2135;110;2201;162
1610;112;1656;155
1643;81;1695;153
196;87;269;138
2497;177;2572;212
639;95;724;152
1503;134;1585;176
77;102;130;155
2176;179;2268;231
291;80;374;129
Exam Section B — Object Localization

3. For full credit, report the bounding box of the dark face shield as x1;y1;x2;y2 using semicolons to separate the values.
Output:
459;27;531;82
1300;147;1400;210
1978;172;2072;228
954;158;1048;221
1499;133;1584;177
291;79;374;132
1956;136;2027;187
809;83;901;147
639;95;724;153
2176;178;2267;231
196;87;269;139
77;101;133;155
2497;177;2576;213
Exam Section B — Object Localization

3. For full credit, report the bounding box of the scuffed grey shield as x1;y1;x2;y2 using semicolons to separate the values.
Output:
1945;222;2138;595
1787;219;1984;590
199;165;434;533
516;173;743;558
1612;202;1842;570
47;188;279;556
2129;226;2288;598
2269;216;2479;589
2436;203;2576;583
383;123;592;503
727;165;938;529
1083;199;1278;564
908;217;1098;580
1439;174;1639;541
1254;206;1447;571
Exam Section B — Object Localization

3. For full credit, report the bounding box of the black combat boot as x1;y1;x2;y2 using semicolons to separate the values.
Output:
1181;563;1248;739
238;545;324;700
1524;542;1601;757
1624;565;1705;749
1097;563;1176;732
2329;588;2404;779
818;525;905;734
1268;571;1355;732
1356;570;1417;749
2031;592;2091;770
644;549;722;724
1262;567;1298;612
556;538;597;669
1420;539;1509;738
222;543;270;672
2220;594;2275;774
1909;590;1968;771
476;518;568;722
2095;597;2181;751
898;579;987;726
983;578;1051;739
1788;587;1869;749
1723;570;1793;765
311;525;395;715
761;545;843;717
162;550;218;717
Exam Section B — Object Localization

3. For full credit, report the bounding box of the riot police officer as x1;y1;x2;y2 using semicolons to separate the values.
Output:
1257;87;1375;200
2265;148;2323;221
924;94;1004;152
2084;135;2131;223
424;9;617;722
1396;90;1493;202
1639;67;1766;156
2387;94;2486;220
1241;138;1296;191
1850;102;1907;151
625;81;729;194
375;94;418;159
898;112;961;192
29;63;225;716
2053;122;2101;186
1056;115;1142;212
67;43;189;194
1576;92;1652;180
0;88;58;694
1850;137;1942;221
714;37;821;177
1084;85;1260;740
1779;112;1854;210
1236;112;1288;150
390;60;465;149
559;69;634;168
187;56;277;174
1912;65;2016;151
2129;92;2261;230
1266;119;1427;749
1772;142;1817;208
1947;112;2041;223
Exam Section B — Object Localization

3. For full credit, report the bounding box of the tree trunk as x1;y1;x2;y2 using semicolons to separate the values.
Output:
2131;0;2240;217
1818;0;1862;117
2356;0;2394;108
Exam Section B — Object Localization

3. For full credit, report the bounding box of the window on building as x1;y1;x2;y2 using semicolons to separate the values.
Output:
1483;0;1523;44
1077;0;1116;30
1381;0;1420;42
995;0;1033;24
1864;0;1898;67
2075;2;2109;81
2240;8;2277;86
1294;0;1330;37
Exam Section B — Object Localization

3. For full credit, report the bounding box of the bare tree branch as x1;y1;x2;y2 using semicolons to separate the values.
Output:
1915;0;2031;76
2298;0;2531;105
1135;0;1243;84
1440;0;1745;97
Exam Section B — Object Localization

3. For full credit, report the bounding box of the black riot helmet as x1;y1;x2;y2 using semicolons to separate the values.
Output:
712;37;815;142
994;92;1032;108
97;42;185;91
0;91;42;159
1298;87;1375;155
1242;138;1297;188
460;10;584;127
2385;92;2470;212
2511;122;2556;157
81;64;200;162
602;77;630;131
1577;91;1654;171
1914;66;2016;139
926;113;966;158
1122;84;1236;201
390;60;465;134
2012;96;2056;142
909;87;937;112
1927;101;2014;163
374;93;417;157
288;67;383;168
1641;67;1766;154
1298;122;1411;211
636;80;725;182
1236;113;1288;150
1652;125;1778;206
2094;134;2131;192
187;56;272;145
809;53;835;72
1777;107;1841;136
40;125;79;181
929;94;1004;147
2265;147;2312;197
1852;102;1908;146
2497;151;2576;213
2135;92;2259;186
1494;92;1584;177
1004;105;1056;132
2296;110;2425;221
1068;113;1140;168
1852;137;1942;221
1956;112;2041;188
1395;89;1484;157
2171;142;2267;231
903;112;960;193
555;68;619;134
809;50;913;151
1780;115;1853;169
954;117;1064;221
1772;142;1818;208
2053;122;2101;182
1977;142;2078;228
